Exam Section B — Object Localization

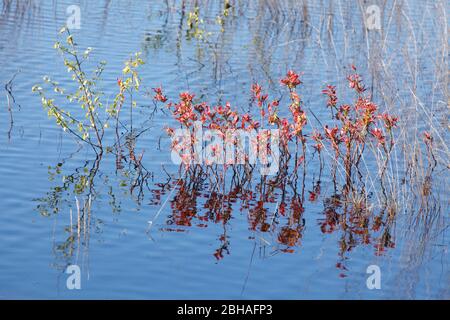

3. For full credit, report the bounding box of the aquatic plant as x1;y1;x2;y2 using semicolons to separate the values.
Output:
147;67;404;258
32;28;144;155
32;28;418;260
32;28;106;153
321;65;398;192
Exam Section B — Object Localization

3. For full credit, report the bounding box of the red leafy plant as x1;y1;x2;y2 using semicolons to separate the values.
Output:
154;70;309;177
150;67;401;259
321;66;398;191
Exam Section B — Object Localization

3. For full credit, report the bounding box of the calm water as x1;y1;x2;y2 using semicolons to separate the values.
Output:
0;0;448;299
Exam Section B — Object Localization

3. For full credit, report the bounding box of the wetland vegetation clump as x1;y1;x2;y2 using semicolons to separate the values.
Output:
32;27;144;155
157;67;399;199
1;0;444;299
34;28;445;261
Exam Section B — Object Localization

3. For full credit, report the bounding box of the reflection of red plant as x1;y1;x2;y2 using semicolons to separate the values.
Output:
214;249;224;260
309;182;321;202
320;208;340;234
278;226;301;248
249;200;271;232
374;237;395;256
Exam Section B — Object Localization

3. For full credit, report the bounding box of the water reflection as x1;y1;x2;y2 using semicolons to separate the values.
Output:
36;142;445;282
